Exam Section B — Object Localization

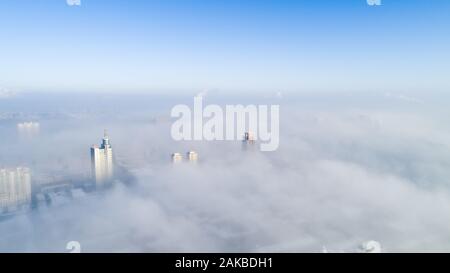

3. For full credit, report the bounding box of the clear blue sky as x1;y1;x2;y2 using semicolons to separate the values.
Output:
0;0;449;94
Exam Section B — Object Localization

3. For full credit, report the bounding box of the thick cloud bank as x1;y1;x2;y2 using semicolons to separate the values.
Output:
1;93;450;252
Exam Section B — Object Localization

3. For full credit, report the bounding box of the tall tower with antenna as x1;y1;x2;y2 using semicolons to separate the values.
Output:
91;130;114;187
242;131;256;151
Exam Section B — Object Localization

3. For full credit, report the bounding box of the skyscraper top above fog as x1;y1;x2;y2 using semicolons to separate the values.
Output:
91;130;114;187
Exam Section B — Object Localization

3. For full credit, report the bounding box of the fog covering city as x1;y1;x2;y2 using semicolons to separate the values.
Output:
1;90;450;252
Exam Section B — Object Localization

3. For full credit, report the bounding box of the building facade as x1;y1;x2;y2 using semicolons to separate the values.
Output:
187;151;198;162
242;131;256;151
0;167;32;211
171;153;183;163
91;131;114;186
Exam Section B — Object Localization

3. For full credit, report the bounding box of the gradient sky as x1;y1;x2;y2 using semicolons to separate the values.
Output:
0;0;449;94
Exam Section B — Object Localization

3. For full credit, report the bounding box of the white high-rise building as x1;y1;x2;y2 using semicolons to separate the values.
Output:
187;151;198;163
171;153;183;163
91;130;114;186
0;167;32;211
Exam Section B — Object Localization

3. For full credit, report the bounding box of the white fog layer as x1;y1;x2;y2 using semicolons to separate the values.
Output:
1;93;450;252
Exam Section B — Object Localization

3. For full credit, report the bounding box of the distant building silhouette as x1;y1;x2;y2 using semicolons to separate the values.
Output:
171;153;183;163
17;122;40;138
0;167;32;212
172;151;199;163
187;151;198;163
242;131;256;150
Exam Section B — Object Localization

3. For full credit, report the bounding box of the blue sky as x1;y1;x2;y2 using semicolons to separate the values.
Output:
0;0;449;94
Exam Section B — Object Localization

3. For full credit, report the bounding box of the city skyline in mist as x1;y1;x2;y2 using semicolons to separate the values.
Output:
1;0;450;253
2;93;450;252
0;0;449;93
